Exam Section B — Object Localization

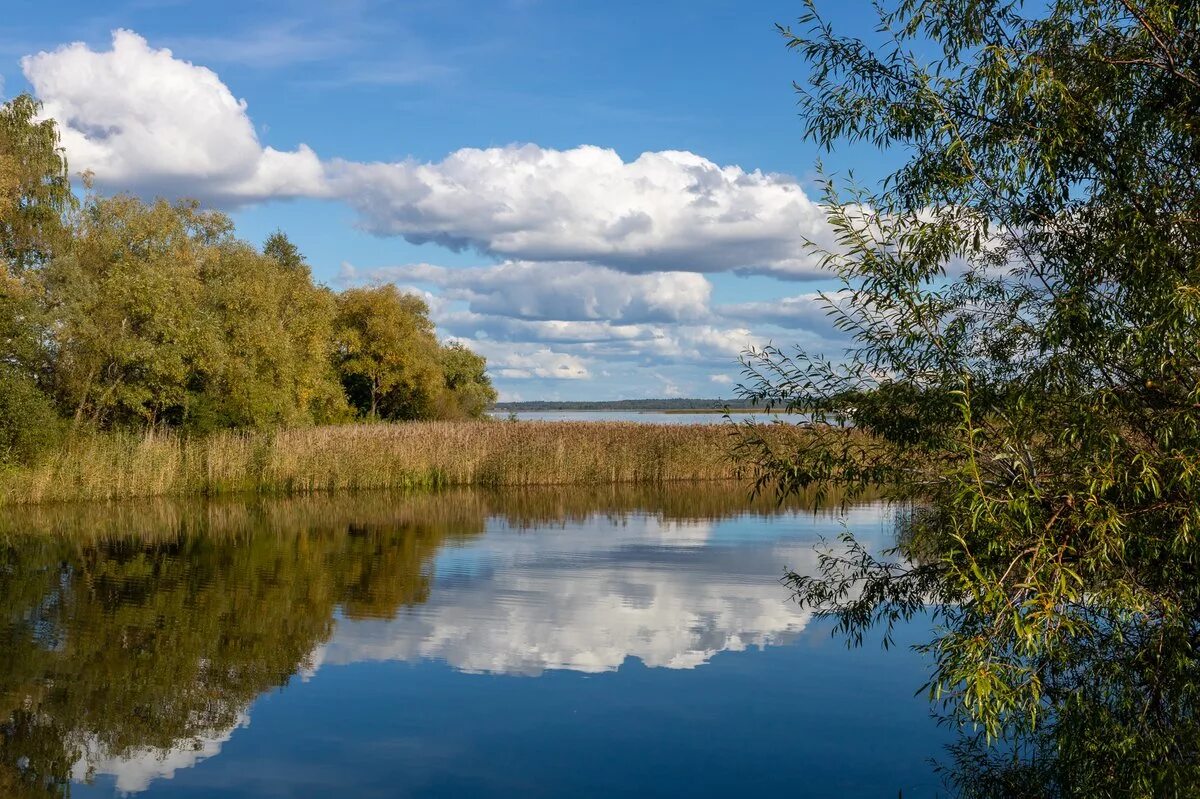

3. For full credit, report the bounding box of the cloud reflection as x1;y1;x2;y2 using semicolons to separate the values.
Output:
70;715;249;795
322;506;888;676
0;488;890;794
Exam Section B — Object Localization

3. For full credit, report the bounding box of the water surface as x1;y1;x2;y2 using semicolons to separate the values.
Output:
489;410;790;424
0;485;944;797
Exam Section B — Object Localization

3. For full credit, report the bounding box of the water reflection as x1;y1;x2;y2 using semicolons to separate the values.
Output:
2;492;477;797
322;505;885;676
1;484;924;798
491;410;789;424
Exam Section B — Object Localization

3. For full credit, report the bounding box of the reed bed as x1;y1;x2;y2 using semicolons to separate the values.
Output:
0;420;812;506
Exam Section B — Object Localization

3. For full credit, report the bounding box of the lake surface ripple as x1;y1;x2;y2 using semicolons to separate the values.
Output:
0;485;945;798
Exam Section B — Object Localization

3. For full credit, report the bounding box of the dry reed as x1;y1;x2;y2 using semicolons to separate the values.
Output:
0;420;813;506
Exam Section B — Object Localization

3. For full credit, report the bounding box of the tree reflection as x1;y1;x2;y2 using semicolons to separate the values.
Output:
934;612;1200;798
882;513;1200;797
0;484;825;796
0;493;486;796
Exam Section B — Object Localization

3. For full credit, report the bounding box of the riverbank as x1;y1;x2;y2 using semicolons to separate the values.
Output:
0;420;810;506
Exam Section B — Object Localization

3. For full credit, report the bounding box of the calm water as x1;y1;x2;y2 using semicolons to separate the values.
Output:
0;485;945;798
489;410;793;424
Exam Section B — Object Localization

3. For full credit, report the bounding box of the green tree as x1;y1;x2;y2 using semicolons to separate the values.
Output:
333;285;446;420
0;96;71;462
0;95;73;272
44;195;351;432
439;341;498;419
737;1;1200;793
0;98;491;448
262;229;305;272
187;236;347;431
0;362;61;467
259;233;350;424
0;265;48;375
46;196;217;428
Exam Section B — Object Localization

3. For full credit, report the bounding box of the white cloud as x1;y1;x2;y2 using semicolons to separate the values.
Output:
328;145;833;277
341;260;712;323
460;339;592;380
21;30;326;204
441;312;652;345
718;291;850;333
21;30;835;278
432;312;763;370
338;260;780;390
572;324;759;366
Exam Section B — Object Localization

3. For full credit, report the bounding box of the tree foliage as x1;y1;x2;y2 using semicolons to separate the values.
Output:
0;95;72;271
333;286;496;421
190;233;348;431
737;1;1200;793
47;196;215;427
0;97;71;461
439;340;499;419
334;285;443;420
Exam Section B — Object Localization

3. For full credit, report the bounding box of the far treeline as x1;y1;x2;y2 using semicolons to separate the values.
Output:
0;95;496;466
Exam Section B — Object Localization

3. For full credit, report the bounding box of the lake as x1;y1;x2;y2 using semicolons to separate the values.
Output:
490;410;794;424
0;485;945;797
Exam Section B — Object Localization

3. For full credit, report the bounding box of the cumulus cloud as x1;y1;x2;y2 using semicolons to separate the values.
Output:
328;145;833;277
573;323;760;366
21;30;834;278
459;339;592;380
21;30;326;204
433;312;762;370
341;261;712;323
441;313;652;345
339;260;768;375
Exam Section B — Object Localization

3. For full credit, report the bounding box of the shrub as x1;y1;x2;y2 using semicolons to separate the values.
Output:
0;365;63;466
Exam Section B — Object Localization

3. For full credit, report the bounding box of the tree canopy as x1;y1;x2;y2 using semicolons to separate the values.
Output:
737;1;1200;794
0;94;72;271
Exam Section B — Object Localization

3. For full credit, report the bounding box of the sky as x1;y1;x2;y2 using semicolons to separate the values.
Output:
1;0;892;401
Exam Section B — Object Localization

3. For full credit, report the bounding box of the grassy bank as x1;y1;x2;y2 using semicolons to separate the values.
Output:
0;420;809;506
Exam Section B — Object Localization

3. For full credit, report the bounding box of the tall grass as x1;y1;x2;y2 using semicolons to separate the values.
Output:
0;420;813;506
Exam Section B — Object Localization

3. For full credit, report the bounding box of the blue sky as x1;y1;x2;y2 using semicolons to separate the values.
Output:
2;0;890;401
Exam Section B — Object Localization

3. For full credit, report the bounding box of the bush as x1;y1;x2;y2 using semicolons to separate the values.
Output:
0;366;63;466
